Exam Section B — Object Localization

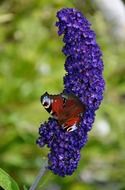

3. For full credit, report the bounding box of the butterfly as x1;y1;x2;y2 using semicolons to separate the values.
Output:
41;92;85;132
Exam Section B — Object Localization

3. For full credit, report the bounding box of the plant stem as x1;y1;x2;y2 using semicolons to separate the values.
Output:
29;160;48;190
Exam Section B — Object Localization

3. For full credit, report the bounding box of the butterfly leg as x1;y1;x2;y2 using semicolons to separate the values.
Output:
63;117;80;132
67;123;77;132
62;124;69;129
62;124;76;131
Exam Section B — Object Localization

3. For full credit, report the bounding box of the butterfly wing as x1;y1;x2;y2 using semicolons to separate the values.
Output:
49;94;64;118
58;94;85;131
41;92;64;118
41;92;85;132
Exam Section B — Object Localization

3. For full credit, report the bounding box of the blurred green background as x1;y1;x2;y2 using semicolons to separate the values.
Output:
0;0;125;190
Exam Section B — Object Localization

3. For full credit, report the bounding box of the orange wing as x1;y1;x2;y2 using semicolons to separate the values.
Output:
57;94;85;131
50;95;64;118
48;93;85;132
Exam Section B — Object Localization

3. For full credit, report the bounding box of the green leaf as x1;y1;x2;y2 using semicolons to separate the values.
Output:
0;168;20;190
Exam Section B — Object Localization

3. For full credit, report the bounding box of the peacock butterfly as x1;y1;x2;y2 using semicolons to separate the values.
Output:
41;92;85;132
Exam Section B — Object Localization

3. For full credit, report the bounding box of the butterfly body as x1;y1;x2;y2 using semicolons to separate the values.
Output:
41;92;85;132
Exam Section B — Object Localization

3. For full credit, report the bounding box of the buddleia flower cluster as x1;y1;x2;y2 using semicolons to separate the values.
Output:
37;8;105;176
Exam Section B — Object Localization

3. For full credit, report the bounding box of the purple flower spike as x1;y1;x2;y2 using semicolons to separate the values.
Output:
37;8;105;176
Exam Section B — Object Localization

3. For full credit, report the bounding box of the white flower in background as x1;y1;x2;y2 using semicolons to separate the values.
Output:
95;119;110;137
92;0;125;41
37;61;51;75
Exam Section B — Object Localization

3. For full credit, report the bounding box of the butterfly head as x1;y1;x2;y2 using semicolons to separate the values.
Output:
41;92;51;109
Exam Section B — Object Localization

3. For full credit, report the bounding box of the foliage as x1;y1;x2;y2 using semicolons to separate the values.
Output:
0;168;19;190
0;0;125;190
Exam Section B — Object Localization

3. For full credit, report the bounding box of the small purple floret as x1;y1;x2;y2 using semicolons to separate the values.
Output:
37;8;105;176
